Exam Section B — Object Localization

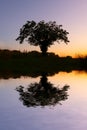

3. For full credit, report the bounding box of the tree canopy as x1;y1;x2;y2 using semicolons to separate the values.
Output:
16;20;69;55
16;74;69;107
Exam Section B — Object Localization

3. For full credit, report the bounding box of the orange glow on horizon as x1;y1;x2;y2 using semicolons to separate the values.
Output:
1;40;87;58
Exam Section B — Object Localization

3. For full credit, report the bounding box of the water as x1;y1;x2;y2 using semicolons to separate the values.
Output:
0;71;87;130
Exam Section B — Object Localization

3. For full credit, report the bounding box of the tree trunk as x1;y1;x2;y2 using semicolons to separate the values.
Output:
40;45;48;56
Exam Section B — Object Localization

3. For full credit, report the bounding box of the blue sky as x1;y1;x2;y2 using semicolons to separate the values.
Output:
0;0;87;57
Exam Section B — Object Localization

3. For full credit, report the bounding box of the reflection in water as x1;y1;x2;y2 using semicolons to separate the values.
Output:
16;74;70;107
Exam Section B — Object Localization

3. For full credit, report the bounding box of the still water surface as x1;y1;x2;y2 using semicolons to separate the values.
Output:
0;71;87;130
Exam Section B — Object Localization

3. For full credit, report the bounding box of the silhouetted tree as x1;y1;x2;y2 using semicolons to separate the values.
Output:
16;20;69;55
16;74;70;107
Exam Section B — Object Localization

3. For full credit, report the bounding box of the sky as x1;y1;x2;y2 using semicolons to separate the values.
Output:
0;0;87;57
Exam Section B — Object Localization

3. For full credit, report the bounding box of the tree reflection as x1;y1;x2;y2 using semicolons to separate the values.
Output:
16;74;70;107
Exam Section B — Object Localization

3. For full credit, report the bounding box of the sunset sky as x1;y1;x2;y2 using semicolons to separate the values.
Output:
0;0;87;57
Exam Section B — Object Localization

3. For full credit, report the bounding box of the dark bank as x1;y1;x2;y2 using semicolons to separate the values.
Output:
0;49;87;78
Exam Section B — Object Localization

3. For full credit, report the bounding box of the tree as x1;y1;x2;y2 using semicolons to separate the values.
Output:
16;74;70;107
16;20;69;55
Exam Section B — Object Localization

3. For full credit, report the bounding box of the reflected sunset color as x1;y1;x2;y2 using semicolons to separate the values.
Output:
49;71;87;94
0;71;87;129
